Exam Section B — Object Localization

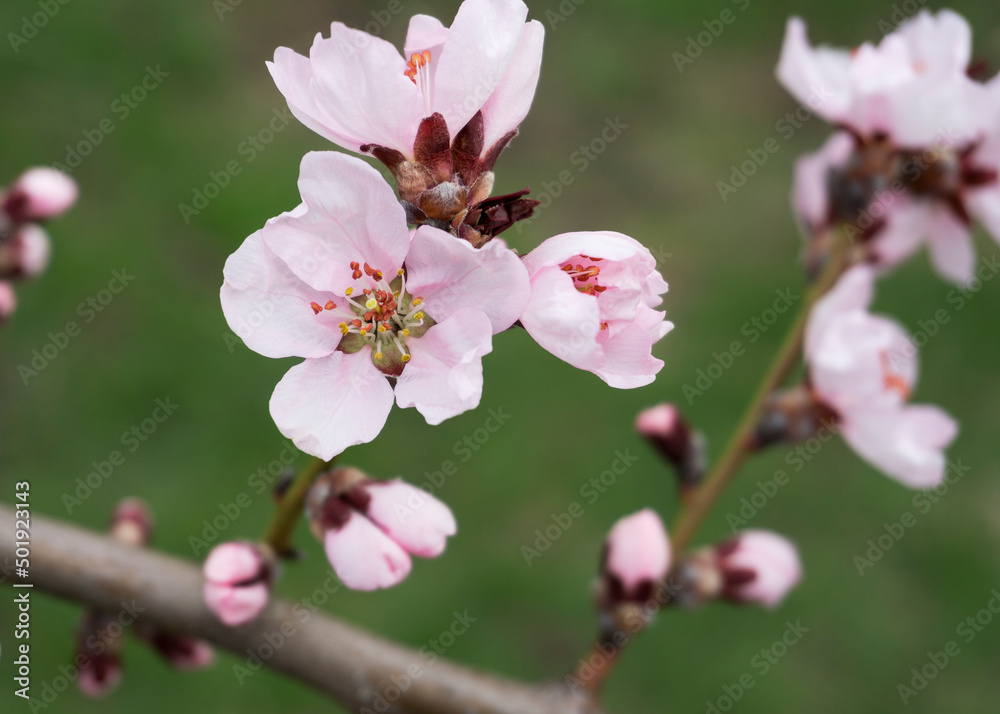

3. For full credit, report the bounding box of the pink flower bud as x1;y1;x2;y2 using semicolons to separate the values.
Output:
635;403;706;489
308;468;457;591
202;542;271;626
0;282;15;324
4;167;78;222
364;479;457;557
75;611;123;698
0;224;51;279
324;511;412;591
719;530;802;609
135;623;215;670
109;498;153;547
603;509;671;602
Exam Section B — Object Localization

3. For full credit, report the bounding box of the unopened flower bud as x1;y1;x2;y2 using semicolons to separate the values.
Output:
307;467;457;591
753;386;837;451
202;542;272;626
0;282;15;324
0;224;51;279
134;622;215;670
3;167;78;222
75;611;123;697
109;498;153;547
636;403;707;490
599;509;671;608
717;531;802;608
681;530;802;610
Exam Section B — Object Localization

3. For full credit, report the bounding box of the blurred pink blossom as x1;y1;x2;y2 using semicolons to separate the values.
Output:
717;530;802;609
603;509;671;601
805;266;958;487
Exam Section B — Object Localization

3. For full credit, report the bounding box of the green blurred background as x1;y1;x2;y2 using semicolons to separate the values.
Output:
3;0;1000;712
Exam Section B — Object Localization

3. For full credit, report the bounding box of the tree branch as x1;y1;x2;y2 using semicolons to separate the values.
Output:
1;503;604;714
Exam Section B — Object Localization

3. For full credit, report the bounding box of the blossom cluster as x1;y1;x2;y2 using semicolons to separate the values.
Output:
212;0;672;605
0;167;77;324
222;0;673;462
777;10;972;488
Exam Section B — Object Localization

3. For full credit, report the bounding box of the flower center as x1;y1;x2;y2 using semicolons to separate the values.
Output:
404;50;433;118
310;261;434;376
879;351;911;400
562;256;609;330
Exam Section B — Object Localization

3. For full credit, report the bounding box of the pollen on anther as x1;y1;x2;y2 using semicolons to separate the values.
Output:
310;302;322;315
325;301;337;310
345;287;354;296
375;352;383;359
401;329;410;337
365;298;379;310
414;312;424;320
401;354;411;363
339;322;349;334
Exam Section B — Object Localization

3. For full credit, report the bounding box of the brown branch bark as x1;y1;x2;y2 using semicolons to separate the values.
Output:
1;503;605;714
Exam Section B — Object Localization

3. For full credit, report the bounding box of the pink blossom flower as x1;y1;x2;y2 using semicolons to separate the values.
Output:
308;469;457;591
2;167;78;223
777;11;986;146
519;232;672;388
792;130;1000;284
782;13;1000;284
602;509;671;602
202;542;271;627
805;266;958;487
268;0;543;163
221;151;529;460
717;530;802;609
